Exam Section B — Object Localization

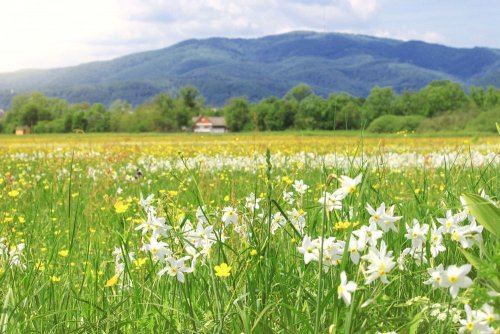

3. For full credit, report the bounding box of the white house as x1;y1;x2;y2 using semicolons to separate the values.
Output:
192;116;227;133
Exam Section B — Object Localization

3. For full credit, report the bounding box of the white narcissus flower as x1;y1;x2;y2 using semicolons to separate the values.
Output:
245;192;261;211
348;235;365;264
337;271;357;306
135;210;170;237
441;264;473;299
287;208;306;234
283;190;294;205
333;173;362;200
157;256;193;283
436;209;463;233
458;304;493;334
405;219;429;249
361;240;396;284
292;180;309;195
366;202;402;233
318;192;342;212
221;206;238;226
297;236;319;264
476;303;499;326
353;222;382;247
430;224;446;258
423;264;445;289
270;212;287;234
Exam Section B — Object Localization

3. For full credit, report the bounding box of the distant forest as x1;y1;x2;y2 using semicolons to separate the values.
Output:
1;80;499;134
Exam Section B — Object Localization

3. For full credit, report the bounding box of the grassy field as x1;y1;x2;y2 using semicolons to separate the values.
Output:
0;132;499;333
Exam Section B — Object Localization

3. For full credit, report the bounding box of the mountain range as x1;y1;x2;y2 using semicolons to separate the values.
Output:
1;31;499;108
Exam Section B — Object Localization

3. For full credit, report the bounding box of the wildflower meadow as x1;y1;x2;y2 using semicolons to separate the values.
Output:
0;133;499;333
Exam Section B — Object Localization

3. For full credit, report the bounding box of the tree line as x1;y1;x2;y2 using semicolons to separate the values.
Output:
1;81;499;134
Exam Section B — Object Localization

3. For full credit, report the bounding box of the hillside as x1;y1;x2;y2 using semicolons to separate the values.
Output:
0;31;499;107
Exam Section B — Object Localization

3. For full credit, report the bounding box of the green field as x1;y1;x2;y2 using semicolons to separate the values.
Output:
0;133;498;333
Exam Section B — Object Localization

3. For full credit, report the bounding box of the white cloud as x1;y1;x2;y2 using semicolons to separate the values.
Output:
373;30;448;45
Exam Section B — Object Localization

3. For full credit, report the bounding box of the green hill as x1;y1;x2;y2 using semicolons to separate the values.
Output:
0;31;499;107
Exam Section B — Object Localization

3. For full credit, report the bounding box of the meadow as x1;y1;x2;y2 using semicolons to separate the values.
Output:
0;132;499;333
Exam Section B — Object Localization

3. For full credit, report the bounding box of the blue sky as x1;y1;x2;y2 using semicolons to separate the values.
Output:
0;0;499;72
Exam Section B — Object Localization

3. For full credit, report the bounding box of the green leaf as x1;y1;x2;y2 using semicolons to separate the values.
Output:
461;249;500;291
460;248;482;269
462;193;500;239
407;311;424;334
496;122;500;134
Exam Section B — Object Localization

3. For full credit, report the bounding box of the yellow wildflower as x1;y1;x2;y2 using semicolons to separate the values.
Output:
214;263;231;277
58;249;69;257
105;274;119;287
114;201;129;214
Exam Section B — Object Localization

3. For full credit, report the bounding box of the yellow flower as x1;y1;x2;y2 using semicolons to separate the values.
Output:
8;190;20;197
35;261;45;271
250;249;257;256
51;276;61;282
133;257;147;270
114;201;129;214
105;274;119;287
58;249;69;257
214;263;231;277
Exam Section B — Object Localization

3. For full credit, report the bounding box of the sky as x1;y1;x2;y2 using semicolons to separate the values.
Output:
0;0;499;72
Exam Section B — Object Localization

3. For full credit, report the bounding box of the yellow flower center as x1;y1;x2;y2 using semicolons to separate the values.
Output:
337;286;344;294
373;214;380;220
466;322;474;330
348;186;356;193
448;275;457;284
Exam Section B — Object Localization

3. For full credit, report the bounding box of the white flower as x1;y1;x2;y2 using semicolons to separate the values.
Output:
333;173;362;200
441;264;473;299
292;180;309;195
196;206;208;223
271;212;287;234
436;209;463;233
318;192;342;211
321;237;344;271
353;222;382;247
282;190;295;205
297;236;319;264
140;193;155;209
451;222;483;249
158;256;194;283
459;304;494;334
141;235;171;262
423;264;445;289
362;240;396;284
337;271;357;306
430;224;446;258
245;192;261;211
476;303;499;326
366;202;402;233
405;219;429;249
135;210;170;237
348;235;365;264
221;206;238;226
287;208;306;234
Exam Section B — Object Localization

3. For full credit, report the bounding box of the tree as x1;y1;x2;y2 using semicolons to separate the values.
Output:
224;97;250;132
284;84;314;103
419;80;468;116
362;86;395;123
295;95;326;130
